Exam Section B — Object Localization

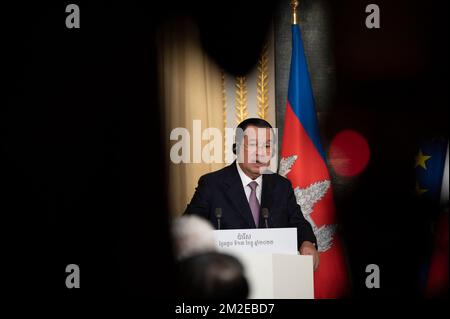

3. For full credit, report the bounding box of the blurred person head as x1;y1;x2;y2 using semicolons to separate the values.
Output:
177;252;249;299
233;118;275;179
171;215;217;260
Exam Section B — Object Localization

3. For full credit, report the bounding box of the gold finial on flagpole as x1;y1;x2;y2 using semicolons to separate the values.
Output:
291;0;299;24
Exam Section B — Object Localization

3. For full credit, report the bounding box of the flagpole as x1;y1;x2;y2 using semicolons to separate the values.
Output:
291;0;299;25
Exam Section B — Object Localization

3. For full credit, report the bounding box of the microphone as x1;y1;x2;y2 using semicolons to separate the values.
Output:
215;208;222;230
262;208;269;228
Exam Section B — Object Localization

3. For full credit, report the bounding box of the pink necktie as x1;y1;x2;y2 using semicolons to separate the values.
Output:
248;181;260;227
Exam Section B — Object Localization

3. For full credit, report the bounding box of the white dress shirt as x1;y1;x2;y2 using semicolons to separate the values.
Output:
236;161;263;204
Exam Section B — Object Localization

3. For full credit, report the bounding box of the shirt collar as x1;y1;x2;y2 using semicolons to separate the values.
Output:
236;161;262;188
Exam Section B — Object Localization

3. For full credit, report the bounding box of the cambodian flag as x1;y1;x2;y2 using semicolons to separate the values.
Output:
279;24;349;298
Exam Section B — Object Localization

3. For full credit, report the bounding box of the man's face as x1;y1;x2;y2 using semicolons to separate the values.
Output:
237;126;274;178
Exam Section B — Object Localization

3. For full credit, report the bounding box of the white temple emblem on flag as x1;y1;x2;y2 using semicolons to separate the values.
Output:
280;155;337;252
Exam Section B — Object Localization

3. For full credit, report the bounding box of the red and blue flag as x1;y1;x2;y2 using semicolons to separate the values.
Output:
280;24;349;298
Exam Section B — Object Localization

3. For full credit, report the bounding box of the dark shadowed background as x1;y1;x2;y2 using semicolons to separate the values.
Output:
1;0;448;305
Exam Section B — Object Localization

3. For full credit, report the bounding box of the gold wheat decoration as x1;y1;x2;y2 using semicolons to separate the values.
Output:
235;76;248;124
257;43;269;120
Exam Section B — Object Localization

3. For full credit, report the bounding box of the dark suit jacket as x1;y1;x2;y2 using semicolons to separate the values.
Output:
184;162;317;249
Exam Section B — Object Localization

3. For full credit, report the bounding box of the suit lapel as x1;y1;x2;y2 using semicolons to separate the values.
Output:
224;162;257;228
260;172;276;228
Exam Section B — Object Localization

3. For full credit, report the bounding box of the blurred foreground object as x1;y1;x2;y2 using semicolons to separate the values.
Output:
177;252;249;299
172;215;217;260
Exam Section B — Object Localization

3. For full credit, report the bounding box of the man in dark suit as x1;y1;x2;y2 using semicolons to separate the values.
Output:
185;118;319;270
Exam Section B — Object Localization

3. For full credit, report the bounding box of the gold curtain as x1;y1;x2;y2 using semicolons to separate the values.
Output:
157;18;226;217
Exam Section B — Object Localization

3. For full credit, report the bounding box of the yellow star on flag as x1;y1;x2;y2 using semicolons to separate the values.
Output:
415;149;431;169
416;181;428;195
